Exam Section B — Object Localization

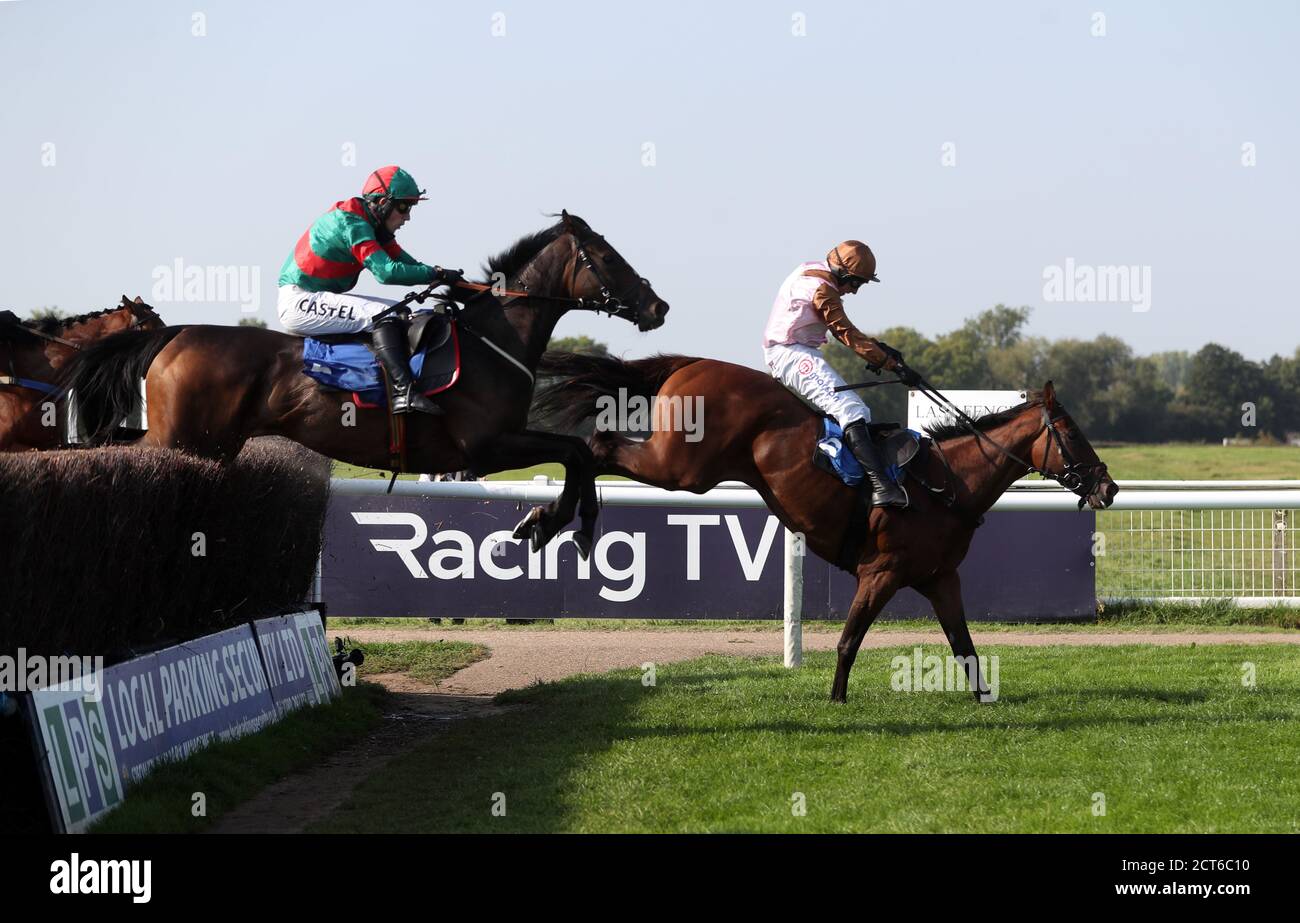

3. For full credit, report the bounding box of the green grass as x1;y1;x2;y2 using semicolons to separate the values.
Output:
341;638;488;684
313;644;1300;833
90;684;388;833
1098;443;1300;480
90;640;487;833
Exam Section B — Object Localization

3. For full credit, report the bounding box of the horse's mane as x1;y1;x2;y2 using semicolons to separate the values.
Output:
923;392;1044;442
0;303;148;343
471;213;592;285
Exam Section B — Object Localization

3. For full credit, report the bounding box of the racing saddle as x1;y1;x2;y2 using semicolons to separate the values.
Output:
813;419;922;489
299;312;461;410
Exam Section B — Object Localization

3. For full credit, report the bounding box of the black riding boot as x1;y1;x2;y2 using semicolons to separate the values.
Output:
371;318;442;415
843;420;908;508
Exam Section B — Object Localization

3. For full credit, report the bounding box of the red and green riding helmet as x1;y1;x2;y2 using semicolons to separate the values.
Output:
362;165;427;205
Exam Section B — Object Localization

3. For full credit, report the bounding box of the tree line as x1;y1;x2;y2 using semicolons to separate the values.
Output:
820;305;1298;443
552;308;1300;444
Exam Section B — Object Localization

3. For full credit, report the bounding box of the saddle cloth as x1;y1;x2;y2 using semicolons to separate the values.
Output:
813;418;923;487
300;314;460;409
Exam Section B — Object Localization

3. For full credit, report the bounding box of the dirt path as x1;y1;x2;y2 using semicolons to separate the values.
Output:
213;627;1296;833
330;628;1300;696
211;678;520;834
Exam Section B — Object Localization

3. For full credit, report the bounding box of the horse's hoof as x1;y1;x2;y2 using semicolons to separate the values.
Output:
512;507;542;541
530;523;544;554
573;532;593;561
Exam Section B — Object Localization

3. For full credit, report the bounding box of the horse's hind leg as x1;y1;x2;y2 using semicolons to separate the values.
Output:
137;363;249;462
469;430;597;556
831;570;901;703
590;428;718;493
916;571;993;702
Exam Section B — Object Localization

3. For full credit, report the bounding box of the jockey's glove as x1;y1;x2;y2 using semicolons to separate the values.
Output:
895;364;922;387
875;341;903;366
432;266;465;285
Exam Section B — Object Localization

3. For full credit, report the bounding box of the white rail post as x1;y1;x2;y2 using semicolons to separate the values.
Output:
783;528;803;668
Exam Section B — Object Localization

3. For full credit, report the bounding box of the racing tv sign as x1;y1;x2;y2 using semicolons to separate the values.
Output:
321;494;1095;621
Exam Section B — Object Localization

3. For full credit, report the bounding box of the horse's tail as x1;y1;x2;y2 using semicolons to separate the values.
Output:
533;351;703;431
57;326;187;443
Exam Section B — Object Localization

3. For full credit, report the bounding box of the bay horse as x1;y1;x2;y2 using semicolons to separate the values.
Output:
533;353;1119;702
58;213;669;556
0;297;164;452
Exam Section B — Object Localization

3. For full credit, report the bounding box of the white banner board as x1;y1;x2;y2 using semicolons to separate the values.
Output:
907;389;1027;435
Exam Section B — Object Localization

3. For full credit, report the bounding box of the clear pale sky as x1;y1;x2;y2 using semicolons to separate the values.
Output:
2;0;1296;368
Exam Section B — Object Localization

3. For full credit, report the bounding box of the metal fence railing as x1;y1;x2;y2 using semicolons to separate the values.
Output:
1095;507;1297;603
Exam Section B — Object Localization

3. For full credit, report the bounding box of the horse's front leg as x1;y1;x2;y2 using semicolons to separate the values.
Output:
831;570;900;703
917;571;994;703
467;430;597;558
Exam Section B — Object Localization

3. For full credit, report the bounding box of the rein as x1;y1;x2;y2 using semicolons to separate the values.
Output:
9;325;80;350
380;223;654;385
836;365;1108;509
1;307;161;396
443;225;650;324
2;307;159;352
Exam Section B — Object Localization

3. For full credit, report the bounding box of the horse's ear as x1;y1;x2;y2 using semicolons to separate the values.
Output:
561;209;572;229
1043;380;1057;410
133;295;144;304
121;295;131;307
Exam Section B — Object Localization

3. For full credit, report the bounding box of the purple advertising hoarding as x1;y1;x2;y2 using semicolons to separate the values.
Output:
321;493;1096;622
253;612;342;716
31;614;337;831
99;624;279;785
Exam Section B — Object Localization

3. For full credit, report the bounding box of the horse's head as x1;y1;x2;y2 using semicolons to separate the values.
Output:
120;295;166;331
1031;381;1119;510
557;210;669;332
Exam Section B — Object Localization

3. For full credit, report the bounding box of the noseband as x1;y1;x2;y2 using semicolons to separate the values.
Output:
571;231;652;324
1036;405;1109;503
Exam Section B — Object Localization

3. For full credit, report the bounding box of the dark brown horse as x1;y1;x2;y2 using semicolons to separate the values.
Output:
534;353;1119;702
58;213;668;555
0;297;164;452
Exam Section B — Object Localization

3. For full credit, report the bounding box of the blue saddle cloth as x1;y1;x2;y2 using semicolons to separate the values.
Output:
815;418;921;487
301;338;443;408
816;418;865;487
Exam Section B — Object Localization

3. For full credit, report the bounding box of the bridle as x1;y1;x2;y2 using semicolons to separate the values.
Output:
1036;404;1109;502
568;230;651;324
1;304;162;397
436;223;653;325
895;368;1109;506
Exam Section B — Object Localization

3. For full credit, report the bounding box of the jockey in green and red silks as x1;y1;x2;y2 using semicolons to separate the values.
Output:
277;166;457;415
